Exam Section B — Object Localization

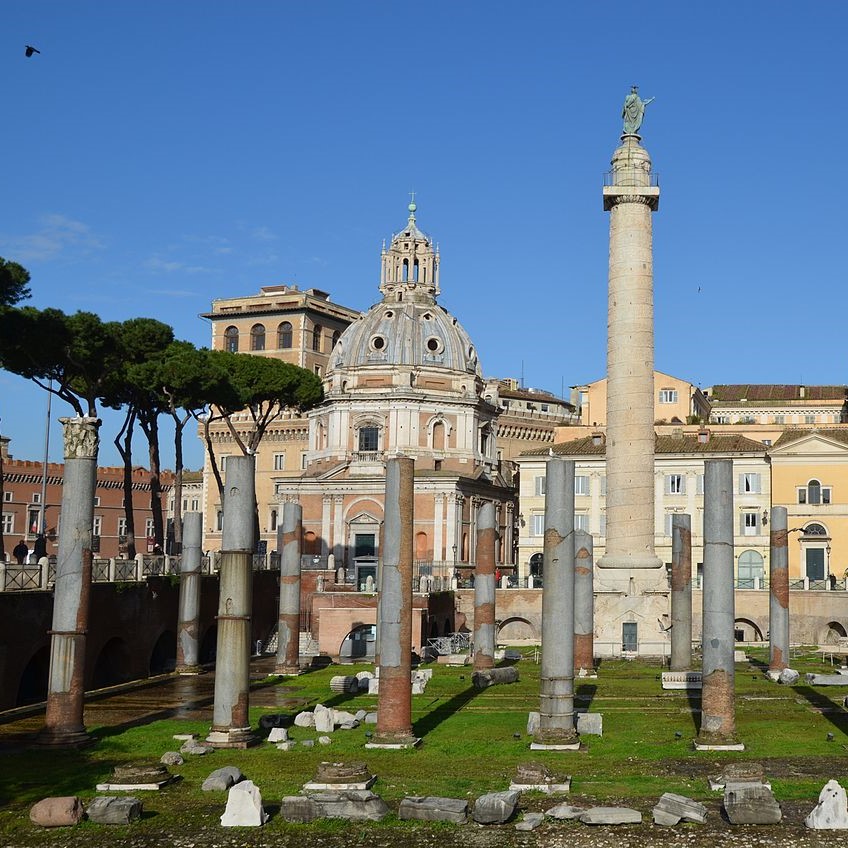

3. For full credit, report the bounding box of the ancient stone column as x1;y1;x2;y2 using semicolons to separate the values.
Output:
207;455;256;748
769;506;790;674
533;457;578;749
370;456;418;748
670;514;693;671
473;501;496;671
697;459;742;749
573;529;594;674
37;417;100;748
176;511;203;674
275;502;302;676
598;134;661;572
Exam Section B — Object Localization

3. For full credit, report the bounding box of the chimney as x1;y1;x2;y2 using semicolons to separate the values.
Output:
799;385;806;399
697;428;710;444
591;431;605;447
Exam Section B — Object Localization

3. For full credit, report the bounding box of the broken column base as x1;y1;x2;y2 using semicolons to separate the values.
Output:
365;735;421;750
273;665;302;677
34;728;94;750
694;736;745;752
175;665;204;676
205;728;258;749
531;729;580;751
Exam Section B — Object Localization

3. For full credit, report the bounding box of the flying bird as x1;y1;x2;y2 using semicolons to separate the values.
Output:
25;45;40;57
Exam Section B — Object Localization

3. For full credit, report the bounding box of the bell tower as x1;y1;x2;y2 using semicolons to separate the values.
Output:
379;198;440;303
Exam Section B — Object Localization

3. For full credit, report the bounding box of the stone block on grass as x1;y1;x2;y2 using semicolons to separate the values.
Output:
516;812;544;831
653;792;707;824
545;803;585;820
267;727;288;743
220;780;268;827
87;796;143;825
724;783;781;825
280;795;319;823
202;766;244;792
30;797;84;828
472;791;520;824
579;807;642;825
805;780;848;829
398;796;468;824
160;752;184;766
294;711;315;728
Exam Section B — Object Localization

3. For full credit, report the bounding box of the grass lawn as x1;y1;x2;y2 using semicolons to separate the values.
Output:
1;645;847;845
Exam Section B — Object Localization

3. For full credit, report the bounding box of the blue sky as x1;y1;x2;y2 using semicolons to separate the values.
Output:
1;2;846;470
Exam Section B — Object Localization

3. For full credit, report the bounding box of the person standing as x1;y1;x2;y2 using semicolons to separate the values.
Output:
13;539;29;564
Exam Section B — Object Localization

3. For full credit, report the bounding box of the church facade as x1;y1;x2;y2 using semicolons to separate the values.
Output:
273;203;516;587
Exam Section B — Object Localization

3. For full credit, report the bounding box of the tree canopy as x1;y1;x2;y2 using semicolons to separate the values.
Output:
0;257;31;307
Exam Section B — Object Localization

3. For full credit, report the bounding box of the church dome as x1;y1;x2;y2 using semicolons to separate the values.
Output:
329;298;480;375
327;203;481;378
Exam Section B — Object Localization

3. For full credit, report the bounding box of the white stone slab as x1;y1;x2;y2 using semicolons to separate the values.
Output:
661;671;702;690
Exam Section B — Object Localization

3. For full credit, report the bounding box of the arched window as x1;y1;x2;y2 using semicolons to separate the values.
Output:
413;258;420;282
402;259;409;281
331;330;341;350
312;324;322;352
737;550;764;586
250;323;265;351
804;523;828;536
529;552;544;578
224;326;238;352
432;420;445;451
278;321;293;349
808;479;822;505
415;532;428;559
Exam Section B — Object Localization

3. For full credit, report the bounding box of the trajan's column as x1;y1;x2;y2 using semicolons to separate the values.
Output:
597;87;668;651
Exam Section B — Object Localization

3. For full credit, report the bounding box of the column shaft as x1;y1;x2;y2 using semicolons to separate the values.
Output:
769;506;789;672
176;512;203;672
535;457;577;745
373;456;417;745
573;529;594;673
275;502;303;675
670;514;693;671
208;455;255;748
473;502;496;671
39;417;100;748
699;459;737;744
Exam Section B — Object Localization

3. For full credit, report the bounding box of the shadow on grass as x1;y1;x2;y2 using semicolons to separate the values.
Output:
412;685;480;737
576;683;597;710
0;752;118;807
685;682;702;735
793;684;848;736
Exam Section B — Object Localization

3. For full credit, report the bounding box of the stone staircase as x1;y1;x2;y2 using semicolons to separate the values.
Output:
263;625;319;658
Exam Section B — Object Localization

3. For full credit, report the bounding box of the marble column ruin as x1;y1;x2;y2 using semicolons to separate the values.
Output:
533;457;579;749
473;501;496;671
176;511;203;674
275;502;303;676
207;455;256;748
670;514;693;671
696;459;742;750
37;417;100;748
573;529;594;675
369;456;418;748
769;506;790;675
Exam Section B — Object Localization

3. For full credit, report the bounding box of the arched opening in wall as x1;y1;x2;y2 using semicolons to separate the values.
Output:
304;531;320;556
92;637;132;689
224;326;239;353
498;617;537;643
733;618;764;643
331;330;341;350
199;625;218;664
250;323;265;351
402;259;409;281
312;324;322;353
149;630;177;676
432;420;445;451
529;552;544;583
413;258;419;282
16;646;49;706
415;532;429;560
278;321;293;349
808;479;822;505
823;621;848;644
339;624;376;662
